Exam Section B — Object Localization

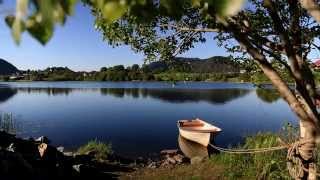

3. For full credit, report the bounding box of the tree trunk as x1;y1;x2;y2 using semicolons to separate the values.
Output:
299;118;317;180
230;30;319;179
300;121;306;138
300;0;320;24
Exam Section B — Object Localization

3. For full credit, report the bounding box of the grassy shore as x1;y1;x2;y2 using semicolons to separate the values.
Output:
77;139;113;162
120;125;309;180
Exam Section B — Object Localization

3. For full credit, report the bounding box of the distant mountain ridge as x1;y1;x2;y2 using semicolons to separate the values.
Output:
148;56;240;73
0;59;19;75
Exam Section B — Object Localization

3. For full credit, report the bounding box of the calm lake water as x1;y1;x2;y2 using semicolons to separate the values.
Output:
0;81;297;157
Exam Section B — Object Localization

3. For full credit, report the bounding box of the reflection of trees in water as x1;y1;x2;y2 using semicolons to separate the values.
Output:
143;89;250;104
100;88;250;104
0;113;31;135
11;87;250;104
100;88;125;98
17;88;100;96
100;88;140;98
17;87;73;96
0;88;17;103
255;88;281;103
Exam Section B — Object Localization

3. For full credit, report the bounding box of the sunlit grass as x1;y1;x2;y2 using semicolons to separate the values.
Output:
122;124;313;179
211;133;290;179
77;139;113;161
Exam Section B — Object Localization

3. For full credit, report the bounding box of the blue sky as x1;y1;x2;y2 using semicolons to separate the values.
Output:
1;2;319;71
0;2;228;71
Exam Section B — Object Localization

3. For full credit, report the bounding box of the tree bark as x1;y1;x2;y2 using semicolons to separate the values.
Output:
228;25;319;179
300;0;320;24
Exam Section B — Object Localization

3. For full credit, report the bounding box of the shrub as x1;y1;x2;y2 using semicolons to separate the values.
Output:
77;140;112;161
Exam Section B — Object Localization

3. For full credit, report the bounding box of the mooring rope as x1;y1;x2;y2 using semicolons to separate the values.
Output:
208;143;288;154
208;138;314;154
208;139;320;178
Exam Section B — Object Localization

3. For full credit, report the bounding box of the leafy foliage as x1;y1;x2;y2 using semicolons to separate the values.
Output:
5;0;244;46
6;0;77;45
82;0;245;62
12;56;245;82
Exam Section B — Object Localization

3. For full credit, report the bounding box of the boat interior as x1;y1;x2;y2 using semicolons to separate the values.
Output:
179;120;204;127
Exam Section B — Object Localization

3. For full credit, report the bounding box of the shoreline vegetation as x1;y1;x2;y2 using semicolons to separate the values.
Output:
0;111;312;179
0;71;300;84
0;126;306;179
0;56;309;84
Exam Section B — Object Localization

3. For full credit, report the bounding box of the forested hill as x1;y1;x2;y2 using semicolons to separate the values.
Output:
148;56;240;73
0;59;19;75
0;56;244;82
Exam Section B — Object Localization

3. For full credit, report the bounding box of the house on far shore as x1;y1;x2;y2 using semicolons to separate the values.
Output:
9;72;24;80
239;69;247;74
311;59;320;70
9;75;24;80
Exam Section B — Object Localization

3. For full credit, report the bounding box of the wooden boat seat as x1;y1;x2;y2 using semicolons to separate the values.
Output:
180;121;204;127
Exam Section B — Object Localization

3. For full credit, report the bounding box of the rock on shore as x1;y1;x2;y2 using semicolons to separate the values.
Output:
0;131;135;179
0;131;191;179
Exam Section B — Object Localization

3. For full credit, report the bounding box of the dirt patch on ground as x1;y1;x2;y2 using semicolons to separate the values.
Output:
120;161;226;180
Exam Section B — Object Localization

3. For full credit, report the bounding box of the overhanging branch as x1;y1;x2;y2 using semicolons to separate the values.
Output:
159;24;220;33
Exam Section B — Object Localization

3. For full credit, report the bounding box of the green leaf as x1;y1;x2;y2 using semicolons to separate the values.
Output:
26;17;54;45
159;0;184;19
53;4;67;25
61;0;78;15
102;1;127;23
10;0;28;44
95;0;105;10
16;0;28;17
12;19;23;44
5;15;15;27
39;0;54;27
214;0;245;17
191;0;201;7
137;0;146;5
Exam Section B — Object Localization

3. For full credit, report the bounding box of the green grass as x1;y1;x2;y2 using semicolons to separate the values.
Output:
121;133;292;180
210;133;290;179
122;124;304;180
77;139;113;161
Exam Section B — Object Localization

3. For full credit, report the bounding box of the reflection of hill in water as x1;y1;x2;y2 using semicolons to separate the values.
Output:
101;88;127;98
17;88;99;96
255;88;281;103
101;88;251;104
15;87;251;104
0;88;17;103
17;88;73;96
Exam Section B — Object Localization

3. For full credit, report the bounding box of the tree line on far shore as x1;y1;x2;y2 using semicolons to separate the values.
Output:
0;56;314;83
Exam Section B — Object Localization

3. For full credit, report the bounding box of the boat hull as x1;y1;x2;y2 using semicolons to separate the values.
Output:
179;128;211;147
178;135;209;158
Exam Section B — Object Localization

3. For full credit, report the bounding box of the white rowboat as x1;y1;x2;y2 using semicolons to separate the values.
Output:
177;118;221;147
178;135;209;159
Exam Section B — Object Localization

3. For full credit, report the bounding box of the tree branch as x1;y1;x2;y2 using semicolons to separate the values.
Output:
300;0;320;23
225;20;319;135
159;24;220;33
264;0;301;70
312;42;320;51
171;31;197;57
289;0;302;60
264;0;318;114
